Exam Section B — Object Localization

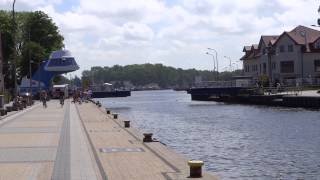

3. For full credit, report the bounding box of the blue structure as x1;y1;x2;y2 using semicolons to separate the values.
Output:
19;50;79;95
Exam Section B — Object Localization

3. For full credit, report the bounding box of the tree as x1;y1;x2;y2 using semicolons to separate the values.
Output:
0;10;64;91
19;11;64;79
81;63;242;89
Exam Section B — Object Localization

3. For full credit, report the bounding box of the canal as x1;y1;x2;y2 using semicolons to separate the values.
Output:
98;90;320;179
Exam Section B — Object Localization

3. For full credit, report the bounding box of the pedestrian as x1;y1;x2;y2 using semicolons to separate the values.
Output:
59;90;65;107
40;90;47;108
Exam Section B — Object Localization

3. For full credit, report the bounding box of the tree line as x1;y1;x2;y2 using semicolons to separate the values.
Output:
81;64;243;89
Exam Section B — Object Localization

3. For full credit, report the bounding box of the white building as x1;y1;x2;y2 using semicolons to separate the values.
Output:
241;25;320;86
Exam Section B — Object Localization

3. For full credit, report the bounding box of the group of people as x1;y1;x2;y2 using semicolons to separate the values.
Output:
39;90;65;108
39;89;92;108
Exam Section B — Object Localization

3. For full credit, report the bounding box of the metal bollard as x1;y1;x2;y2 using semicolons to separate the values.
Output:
124;121;130;128
143;133;153;142
113;114;118;119
188;160;204;178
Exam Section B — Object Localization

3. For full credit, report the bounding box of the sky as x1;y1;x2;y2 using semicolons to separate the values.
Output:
0;0;319;77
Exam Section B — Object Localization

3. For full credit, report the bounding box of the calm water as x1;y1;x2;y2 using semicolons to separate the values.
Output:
98;90;320;179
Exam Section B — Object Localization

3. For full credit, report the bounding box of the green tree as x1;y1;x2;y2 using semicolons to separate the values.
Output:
81;63;243;89
0;10;64;91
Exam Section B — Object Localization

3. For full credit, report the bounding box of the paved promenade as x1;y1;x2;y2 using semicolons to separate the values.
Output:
0;100;217;180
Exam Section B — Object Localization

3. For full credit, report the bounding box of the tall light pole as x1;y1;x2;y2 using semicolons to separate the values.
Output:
206;52;216;80
224;56;232;72
299;30;307;84
266;45;275;87
12;0;17;98
208;48;219;79
28;30;32;96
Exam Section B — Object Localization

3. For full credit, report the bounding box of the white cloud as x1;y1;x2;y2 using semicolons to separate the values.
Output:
0;0;319;75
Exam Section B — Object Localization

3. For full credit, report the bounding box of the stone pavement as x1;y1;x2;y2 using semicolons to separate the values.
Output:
0;99;218;180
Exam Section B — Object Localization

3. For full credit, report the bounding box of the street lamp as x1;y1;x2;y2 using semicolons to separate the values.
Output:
206;52;216;71
207;48;219;79
232;63;238;71
266;45;275;87
299;30;308;84
12;0;18;98
224;56;232;71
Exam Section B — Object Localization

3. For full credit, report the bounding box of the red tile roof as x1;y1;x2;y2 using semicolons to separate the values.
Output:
241;25;320;60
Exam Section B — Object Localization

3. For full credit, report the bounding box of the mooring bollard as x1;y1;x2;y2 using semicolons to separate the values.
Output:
188;160;204;178
143;133;153;142
0;109;6;116
124;120;130;128
106;109;111;114
113;114;118;119
6;106;12;112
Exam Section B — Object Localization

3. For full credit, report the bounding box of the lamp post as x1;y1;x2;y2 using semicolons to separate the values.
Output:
206;52;216;75
266;45;275;87
224;56;232;72
12;0;17;98
232;63;238;71
207;48;219;79
28;30;32;96
299;30;307;85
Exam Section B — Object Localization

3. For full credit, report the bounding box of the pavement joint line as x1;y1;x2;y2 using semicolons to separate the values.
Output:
96;105;182;173
51;100;71;180
75;104;108;180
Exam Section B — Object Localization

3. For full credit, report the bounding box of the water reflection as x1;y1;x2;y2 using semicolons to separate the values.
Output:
98;90;320;179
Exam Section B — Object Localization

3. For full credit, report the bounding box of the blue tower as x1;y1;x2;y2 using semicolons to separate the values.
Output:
19;50;79;95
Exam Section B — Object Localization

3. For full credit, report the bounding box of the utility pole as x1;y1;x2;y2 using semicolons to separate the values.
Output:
28;30;32;95
0;33;4;94
12;0;18;98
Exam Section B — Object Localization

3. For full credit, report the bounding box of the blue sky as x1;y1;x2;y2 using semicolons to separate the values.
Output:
0;0;319;77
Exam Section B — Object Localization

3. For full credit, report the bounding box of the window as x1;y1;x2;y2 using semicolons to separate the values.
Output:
259;64;261;73
263;48;266;55
252;64;258;72
280;61;294;73
272;62;276;70
263;63;266;74
315;41;320;49
288;45;294;52
279;45;285;53
315;60;320;72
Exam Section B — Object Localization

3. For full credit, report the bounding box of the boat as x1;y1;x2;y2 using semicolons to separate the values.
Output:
91;83;131;98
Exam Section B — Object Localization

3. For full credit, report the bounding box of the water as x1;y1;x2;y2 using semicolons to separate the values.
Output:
98;90;320;179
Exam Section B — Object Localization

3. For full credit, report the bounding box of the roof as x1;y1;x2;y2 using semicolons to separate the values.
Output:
243;46;251;52
287;25;320;45
241;25;320;60
251;44;259;50
261;35;279;47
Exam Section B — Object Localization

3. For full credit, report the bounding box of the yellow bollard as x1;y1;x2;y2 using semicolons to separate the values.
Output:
188;160;204;178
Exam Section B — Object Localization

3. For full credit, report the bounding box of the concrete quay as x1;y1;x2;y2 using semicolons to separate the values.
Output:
0;99;218;180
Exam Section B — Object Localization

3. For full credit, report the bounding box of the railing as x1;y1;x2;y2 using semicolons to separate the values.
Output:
259;86;302;96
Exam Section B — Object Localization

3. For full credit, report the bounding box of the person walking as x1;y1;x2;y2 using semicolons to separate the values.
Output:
40;90;47;108
59;90;65;107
